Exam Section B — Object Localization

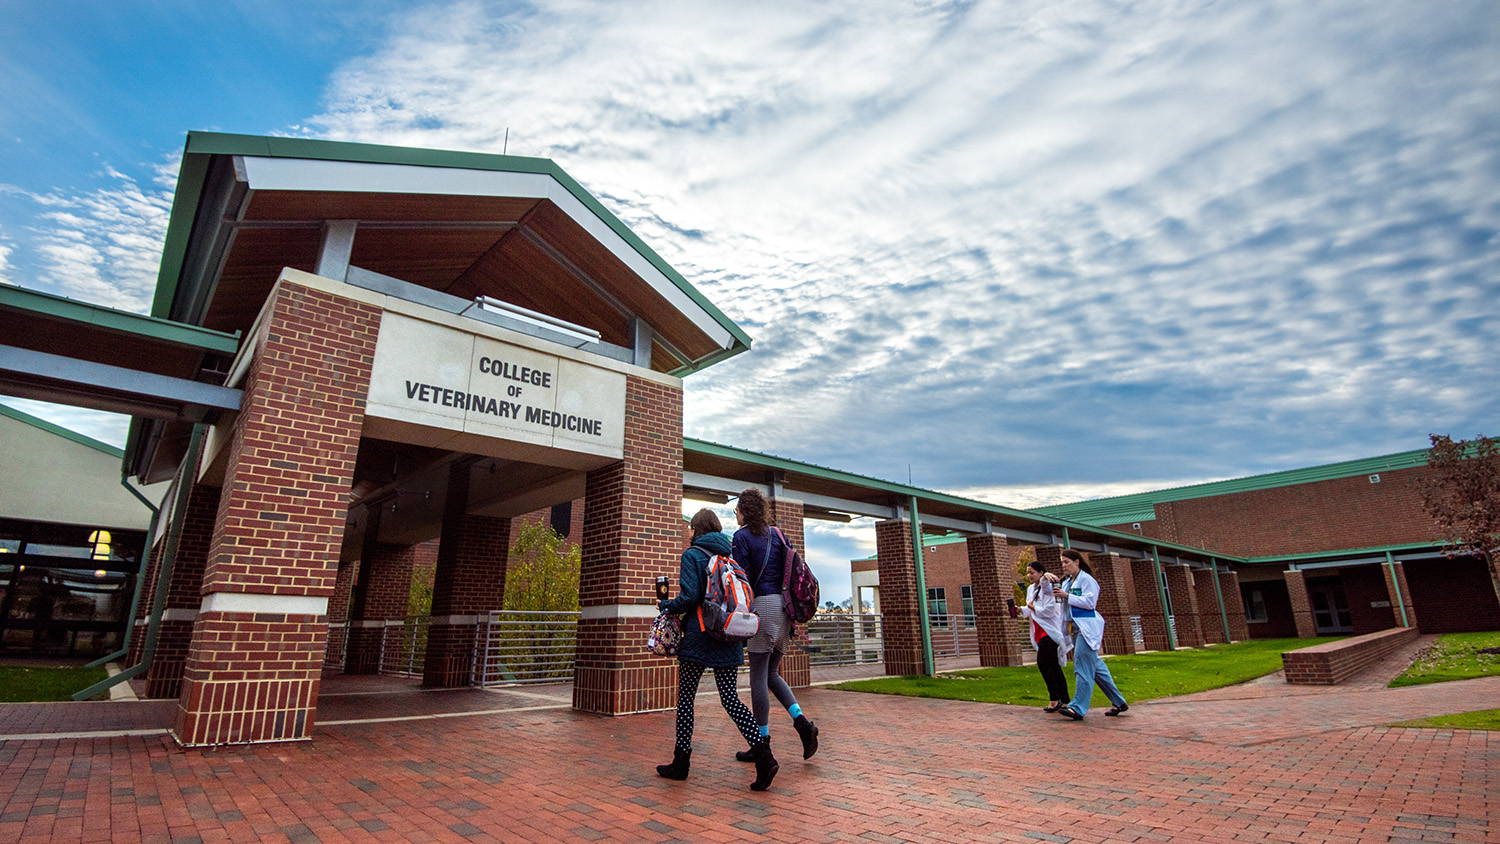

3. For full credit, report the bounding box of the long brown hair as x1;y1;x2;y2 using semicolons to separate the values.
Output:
736;488;772;536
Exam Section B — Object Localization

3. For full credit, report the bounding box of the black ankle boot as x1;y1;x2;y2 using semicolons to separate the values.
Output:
749;742;778;791
656;748;690;780
793;715;819;759
735;747;755;763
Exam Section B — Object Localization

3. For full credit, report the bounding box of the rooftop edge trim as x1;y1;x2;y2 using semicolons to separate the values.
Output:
0;402;125;458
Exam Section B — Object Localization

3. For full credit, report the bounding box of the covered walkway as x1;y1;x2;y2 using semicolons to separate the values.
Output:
2;638;1496;843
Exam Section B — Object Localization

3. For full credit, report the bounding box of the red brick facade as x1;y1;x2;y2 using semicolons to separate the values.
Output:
345;543;418;675
964;534;1025;667
176;281;380;746
1129;558;1172;651
1085;553;1139;656
131;483;222;699
875;519;926;676
573;374;684;715
768;497;810;688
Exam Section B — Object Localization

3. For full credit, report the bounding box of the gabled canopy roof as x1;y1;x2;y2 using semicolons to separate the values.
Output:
154;131;751;374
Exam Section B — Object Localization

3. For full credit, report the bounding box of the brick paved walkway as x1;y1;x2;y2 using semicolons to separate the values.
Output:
1;648;1496;843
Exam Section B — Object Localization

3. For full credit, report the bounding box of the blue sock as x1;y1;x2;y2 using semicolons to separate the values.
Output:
788;704;803;720
758;725;770;738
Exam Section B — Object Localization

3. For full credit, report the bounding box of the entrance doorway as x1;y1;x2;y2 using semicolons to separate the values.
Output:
1307;577;1354;634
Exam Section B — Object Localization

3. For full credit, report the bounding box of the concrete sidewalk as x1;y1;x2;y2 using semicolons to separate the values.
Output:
1;648;1495;843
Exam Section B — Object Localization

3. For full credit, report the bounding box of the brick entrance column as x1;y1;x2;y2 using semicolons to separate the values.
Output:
1195;570;1229;644
1284;570;1317;638
1381;561;1419;629
346;543;418;675
875;518;925;676
132;483;221;699
573;375;683;715
1162;565;1206;648
768;496;811;688
1129;558;1171;651
1084;553;1138;656
1219;569;1249;642
175;281;380;746
425;461;511;688
965;534;1025;667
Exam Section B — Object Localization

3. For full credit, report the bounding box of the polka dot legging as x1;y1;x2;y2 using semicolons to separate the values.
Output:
673;662;763;754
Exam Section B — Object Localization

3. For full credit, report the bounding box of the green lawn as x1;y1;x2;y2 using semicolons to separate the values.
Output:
832;637;1343;707
1389;631;1500;688
0;665;109;702
1389;708;1500;731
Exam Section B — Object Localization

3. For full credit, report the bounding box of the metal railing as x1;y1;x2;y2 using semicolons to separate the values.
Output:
801;613;885;666
380;616;430;677
928;614;979;658
474;610;580;686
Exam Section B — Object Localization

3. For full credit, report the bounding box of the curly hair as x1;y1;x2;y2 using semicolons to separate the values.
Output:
735;488;772;536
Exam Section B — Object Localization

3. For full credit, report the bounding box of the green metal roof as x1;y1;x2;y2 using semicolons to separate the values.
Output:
151;131;752;368
1033;448;1432;527
0;283;240;353
0;402;124;458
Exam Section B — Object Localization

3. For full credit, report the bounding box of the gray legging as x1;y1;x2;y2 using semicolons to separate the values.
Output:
747;594;799;727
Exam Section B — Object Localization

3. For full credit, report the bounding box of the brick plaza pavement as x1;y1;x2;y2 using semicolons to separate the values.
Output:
1;662;1496;843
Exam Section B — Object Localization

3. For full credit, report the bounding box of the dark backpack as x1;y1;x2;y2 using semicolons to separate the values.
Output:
696;551;759;642
771;527;820;625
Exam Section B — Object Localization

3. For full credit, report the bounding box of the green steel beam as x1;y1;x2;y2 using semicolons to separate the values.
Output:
909;496;935;677
1151;546;1177;651
1209;558;1231;643
1385;550;1410;628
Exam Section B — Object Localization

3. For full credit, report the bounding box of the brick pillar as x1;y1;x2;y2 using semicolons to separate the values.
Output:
1381;561;1419;630
1163;565;1206;648
140;484;222;699
966;535;1025;667
1034;545;1064;579
1085;553;1138;656
324;557;358;670
1284;570;1318;638
425;460;511;688
573;375;684;715
175;280;380;747
347;543;418;675
1219;569;1249;642
1195;570;1229;645
875;519;925;676
1130;558;1171;651
769;497;810;688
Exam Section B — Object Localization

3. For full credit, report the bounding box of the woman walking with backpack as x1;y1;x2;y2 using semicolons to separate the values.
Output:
731;489;820;767
657;508;779;791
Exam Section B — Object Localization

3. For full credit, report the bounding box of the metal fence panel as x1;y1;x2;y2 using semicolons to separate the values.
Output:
380;616;429;677
475;610;580;686
801;613;884;666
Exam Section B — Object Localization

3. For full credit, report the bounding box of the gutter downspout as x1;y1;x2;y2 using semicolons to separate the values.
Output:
83;473;162;669
1209;558;1231;643
1385;550;1410;628
1151;546;1177;650
74;423;206;701
908;496;935;677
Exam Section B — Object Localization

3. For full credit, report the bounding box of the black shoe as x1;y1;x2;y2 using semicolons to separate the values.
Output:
656;748;690;780
1043;704;1061;713
749;742;779;791
1105;704;1129;716
735;748;755;763
1059;705;1084;721
793;715;819;759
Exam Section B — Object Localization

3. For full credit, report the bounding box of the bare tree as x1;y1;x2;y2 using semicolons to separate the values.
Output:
1419;434;1500;602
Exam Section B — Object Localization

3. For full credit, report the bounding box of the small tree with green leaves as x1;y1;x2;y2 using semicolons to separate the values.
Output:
1419;434;1500;602
494;520;581;682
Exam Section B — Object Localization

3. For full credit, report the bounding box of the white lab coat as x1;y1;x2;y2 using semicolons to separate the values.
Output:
1020;581;1070;667
1061;571;1106;651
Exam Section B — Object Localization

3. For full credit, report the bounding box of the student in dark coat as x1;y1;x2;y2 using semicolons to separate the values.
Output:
656;509;778;791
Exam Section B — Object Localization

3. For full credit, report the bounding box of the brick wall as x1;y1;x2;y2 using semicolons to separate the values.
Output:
1403;556;1500;633
425;458;512;688
1129;559;1171;650
175;281;380;746
965;535;1025;667
769;497;810;688
1282;627;1419;685
1283;570;1317;638
1193;569;1229;644
574;374;684;715
875;519;925;676
346;543;419;675
1220;570;1250;641
1109;465;1442;558
141;483;223;698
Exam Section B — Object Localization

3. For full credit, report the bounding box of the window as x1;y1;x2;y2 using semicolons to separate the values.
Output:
960;585;975;627
926;587;947;627
1244;589;1268;623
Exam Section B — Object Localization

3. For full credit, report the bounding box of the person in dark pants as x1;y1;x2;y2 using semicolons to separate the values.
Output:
731;488;819;765
656;508;778;791
1018;559;1071;711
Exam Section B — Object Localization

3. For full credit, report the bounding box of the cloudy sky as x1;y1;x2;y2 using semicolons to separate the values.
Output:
3;1;1498;601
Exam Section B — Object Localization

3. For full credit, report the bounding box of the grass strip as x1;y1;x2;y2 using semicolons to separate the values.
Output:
831;637;1342;707
0;665;110;702
1389;708;1500;731
1389;630;1500;688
